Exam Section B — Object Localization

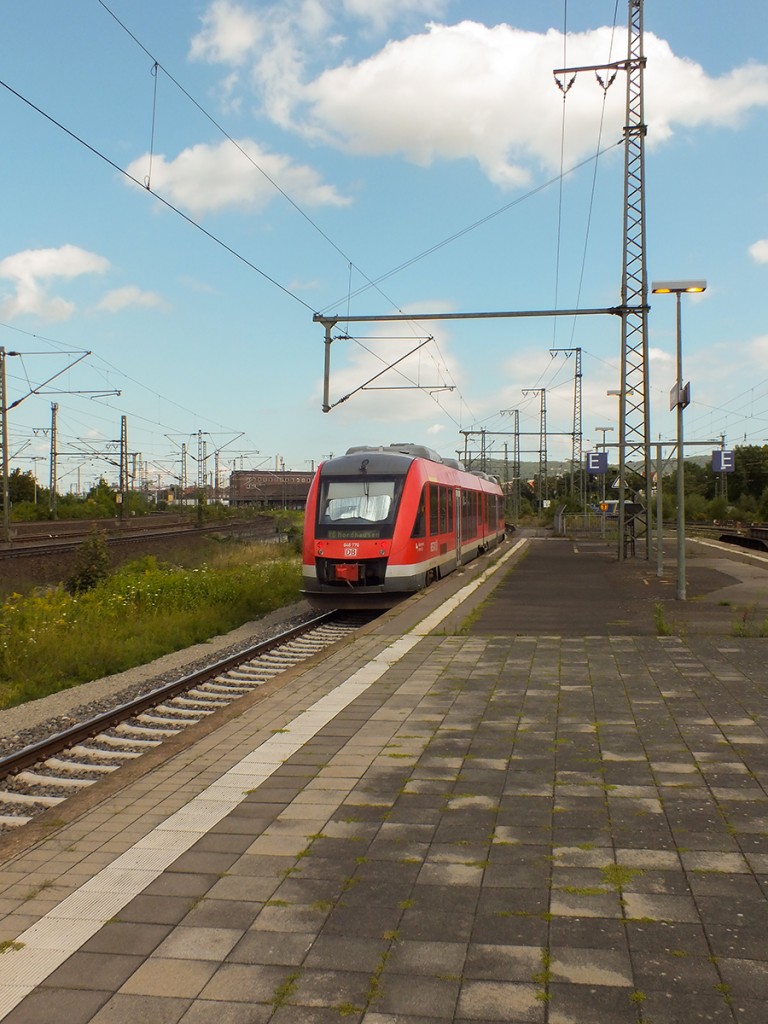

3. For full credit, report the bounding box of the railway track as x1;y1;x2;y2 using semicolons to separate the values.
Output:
0;611;371;831
0;516;276;559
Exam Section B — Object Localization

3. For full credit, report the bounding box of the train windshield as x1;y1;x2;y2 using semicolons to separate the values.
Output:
317;476;404;536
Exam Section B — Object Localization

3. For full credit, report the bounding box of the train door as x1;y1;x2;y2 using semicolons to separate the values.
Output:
455;487;462;563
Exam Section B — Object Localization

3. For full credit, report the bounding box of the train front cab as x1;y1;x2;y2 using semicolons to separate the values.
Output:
301;451;411;608
301;452;505;609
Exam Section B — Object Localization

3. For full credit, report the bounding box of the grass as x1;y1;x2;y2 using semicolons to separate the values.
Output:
532;947;552;1002
0;940;24;953
0;541;302;708
653;601;675;636
731;603;768;637
269;971;300;1008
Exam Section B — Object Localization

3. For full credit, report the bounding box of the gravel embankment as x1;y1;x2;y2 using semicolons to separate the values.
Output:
0;601;317;760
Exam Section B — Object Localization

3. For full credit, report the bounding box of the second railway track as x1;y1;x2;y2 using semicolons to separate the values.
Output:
0;611;372;832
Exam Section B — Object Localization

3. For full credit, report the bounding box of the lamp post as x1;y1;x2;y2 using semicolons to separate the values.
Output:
651;279;707;601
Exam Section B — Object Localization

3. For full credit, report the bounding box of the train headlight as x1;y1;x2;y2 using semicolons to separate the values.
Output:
317;547;324;555
380;548;386;555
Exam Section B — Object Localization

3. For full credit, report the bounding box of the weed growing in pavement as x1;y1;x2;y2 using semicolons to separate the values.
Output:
0;940;24;953
270;970;300;1008
22;880;55;901
311;899;334;913
600;863;643;891
336;1002;363;1016
731;603;768;637
532;948;552;1002
715;982;734;1006
452;598;491;635
366;942;395;1006
653;602;675;636
0;542;302;708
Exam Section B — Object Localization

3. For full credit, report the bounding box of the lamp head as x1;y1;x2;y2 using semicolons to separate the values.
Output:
651;279;707;294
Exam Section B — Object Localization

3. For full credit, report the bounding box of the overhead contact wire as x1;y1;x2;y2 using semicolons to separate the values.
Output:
95;0;405;317
0;76;316;313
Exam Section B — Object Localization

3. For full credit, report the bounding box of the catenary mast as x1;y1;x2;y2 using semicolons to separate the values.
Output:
618;0;651;559
554;0;650;558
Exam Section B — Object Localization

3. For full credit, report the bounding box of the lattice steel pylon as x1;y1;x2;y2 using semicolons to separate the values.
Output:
197;430;205;491
501;408;521;519
523;388;547;506
618;0;651;560
550;348;582;496
554;0;651;558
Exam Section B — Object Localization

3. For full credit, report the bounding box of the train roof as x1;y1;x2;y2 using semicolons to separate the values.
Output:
324;448;421;477
323;445;498;487
344;443;443;463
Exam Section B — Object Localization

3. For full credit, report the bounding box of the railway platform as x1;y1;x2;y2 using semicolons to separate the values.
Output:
1;532;768;1023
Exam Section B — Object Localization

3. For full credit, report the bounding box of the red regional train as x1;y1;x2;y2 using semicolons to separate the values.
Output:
302;443;506;609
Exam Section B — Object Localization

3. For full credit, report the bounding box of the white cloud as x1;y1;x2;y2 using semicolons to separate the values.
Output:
191;0;448;64
96;286;169;313
749;239;768;263
192;9;768;187
748;335;768;366
296;24;768;182
127;138;350;217
649;347;674;364
0;245;110;322
342;0;448;33
189;0;265;65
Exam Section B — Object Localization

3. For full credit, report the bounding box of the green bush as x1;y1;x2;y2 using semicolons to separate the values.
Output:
65;529;111;594
0;543;302;708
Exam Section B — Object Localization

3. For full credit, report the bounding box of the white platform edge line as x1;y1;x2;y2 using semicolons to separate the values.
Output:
0;538;525;1017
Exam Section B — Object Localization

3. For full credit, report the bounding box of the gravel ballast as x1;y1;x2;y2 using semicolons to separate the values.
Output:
0;601;317;760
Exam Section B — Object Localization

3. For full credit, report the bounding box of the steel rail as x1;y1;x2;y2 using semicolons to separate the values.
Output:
0;611;340;779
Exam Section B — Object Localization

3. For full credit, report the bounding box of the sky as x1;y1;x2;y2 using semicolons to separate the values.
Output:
1;0;767;495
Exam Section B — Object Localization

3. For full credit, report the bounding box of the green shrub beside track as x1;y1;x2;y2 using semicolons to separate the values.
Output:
0;541;302;709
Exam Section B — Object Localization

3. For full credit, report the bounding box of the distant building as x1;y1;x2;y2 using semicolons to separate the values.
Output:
229;470;313;509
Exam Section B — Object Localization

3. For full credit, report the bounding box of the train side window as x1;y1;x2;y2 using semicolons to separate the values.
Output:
439;486;449;534
411;486;427;538
429;483;439;535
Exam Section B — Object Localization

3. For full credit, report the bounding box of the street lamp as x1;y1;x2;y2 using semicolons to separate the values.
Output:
651;279;707;600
